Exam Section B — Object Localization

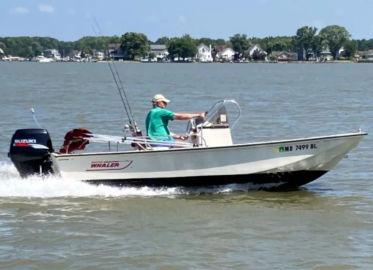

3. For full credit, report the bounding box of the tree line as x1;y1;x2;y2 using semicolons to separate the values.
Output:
1;25;373;60
0;36;121;58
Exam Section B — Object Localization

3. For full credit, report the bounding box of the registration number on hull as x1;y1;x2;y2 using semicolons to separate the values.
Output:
278;143;317;153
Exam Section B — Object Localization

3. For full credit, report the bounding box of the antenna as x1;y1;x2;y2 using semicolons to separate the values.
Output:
31;107;42;128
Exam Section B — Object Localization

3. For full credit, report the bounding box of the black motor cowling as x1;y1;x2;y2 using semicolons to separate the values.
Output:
8;129;54;177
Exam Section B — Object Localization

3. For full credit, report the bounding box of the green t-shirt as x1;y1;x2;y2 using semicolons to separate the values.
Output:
145;107;175;141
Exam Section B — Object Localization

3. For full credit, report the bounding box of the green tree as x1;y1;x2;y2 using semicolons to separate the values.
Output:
5;37;32;57
229;34;250;57
154;36;170;45
167;35;197;61
31;41;43;56
75;36;112;52
260;36;294;55
148;52;156;60
120;32;150;60
356;39;373;51
0;37;62;58
197;37;226;47
58;41;75;57
343;40;357;59
295;26;317;60
319;25;350;59
35;37;59;51
310;35;323;59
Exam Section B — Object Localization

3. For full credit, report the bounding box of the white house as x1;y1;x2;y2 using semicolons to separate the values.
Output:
364;50;373;60
320;45;348;61
149;44;169;61
247;44;267;60
320;46;334;61
358;50;373;62
94;51;105;61
196;44;213;62
216;47;235;62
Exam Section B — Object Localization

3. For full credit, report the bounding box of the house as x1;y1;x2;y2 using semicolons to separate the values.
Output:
196;44;213;62
214;45;235;62
65;50;82;62
0;48;4;60
358;50;373;62
94;51;105;61
149;44;169;62
43;49;61;60
108;43;124;60
318;45;350;61
320;50;333;61
298;48;316;61
247;44;267;61
364;50;373;60
271;51;298;62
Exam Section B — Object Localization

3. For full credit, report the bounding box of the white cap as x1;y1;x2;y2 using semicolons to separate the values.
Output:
152;94;170;103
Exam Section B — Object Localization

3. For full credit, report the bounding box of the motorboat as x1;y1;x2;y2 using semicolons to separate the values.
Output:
8;100;367;189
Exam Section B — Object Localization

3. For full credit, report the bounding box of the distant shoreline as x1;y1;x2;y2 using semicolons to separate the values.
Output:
1;59;372;64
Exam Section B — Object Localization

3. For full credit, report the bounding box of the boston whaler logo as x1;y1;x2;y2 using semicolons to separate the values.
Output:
87;160;133;171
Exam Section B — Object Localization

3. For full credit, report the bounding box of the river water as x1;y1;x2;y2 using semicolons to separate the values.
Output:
0;62;372;269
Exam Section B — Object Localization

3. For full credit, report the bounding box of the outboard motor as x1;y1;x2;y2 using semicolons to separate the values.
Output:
8;129;54;177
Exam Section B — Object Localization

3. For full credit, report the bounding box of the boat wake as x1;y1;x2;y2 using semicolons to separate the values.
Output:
0;161;266;198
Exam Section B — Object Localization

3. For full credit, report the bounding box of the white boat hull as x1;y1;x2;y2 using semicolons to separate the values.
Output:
51;132;366;188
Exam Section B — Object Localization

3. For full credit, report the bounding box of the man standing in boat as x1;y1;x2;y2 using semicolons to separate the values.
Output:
146;94;205;141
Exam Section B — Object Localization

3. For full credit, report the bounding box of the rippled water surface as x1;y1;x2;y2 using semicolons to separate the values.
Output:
0;62;372;269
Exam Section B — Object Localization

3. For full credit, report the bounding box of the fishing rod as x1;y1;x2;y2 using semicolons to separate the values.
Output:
106;59;135;127
92;19;140;134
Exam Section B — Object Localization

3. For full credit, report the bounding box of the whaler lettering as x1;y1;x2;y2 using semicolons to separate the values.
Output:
87;160;133;171
91;162;120;168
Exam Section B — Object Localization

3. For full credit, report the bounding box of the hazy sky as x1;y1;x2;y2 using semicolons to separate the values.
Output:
1;0;372;41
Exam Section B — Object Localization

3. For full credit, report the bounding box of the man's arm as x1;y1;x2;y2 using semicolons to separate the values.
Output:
173;112;205;120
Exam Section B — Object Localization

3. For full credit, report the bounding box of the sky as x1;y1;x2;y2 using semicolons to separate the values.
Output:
0;0;372;41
